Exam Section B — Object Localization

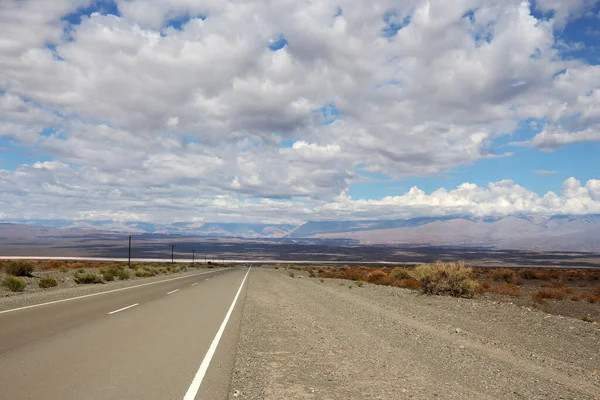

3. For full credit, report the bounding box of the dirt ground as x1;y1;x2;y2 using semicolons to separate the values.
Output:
230;268;600;399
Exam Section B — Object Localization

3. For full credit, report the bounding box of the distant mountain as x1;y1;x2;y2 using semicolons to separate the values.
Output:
4;220;297;238
288;215;600;251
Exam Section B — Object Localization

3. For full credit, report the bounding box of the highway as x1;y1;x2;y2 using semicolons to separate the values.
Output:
0;267;250;400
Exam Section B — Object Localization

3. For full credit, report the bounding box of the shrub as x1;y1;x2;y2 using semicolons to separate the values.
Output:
355;280;365;287
135;271;153;278
581;316;595;323
73;273;103;284
491;268;518;284
1;276;27;292
116;269;131;280
595;284;600;296
392;267;412;280
59;266;68;273
532;288;571;303
411;261;479;298
38;277;58;288
288;272;295;278
308;270;316;278
395;278;421;290
489;283;521;297
519;269;538;280
5;260;34;277
319;278;324;283
100;269;115;281
76;268;85;274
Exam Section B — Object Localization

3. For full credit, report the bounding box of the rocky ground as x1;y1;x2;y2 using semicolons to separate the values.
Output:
230;268;600;399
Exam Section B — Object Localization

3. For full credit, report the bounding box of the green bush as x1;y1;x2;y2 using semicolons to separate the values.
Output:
392;267;412;280
59;266;68;273
5;260;34;277
355;280;365;287
38;277;58;288
116;269;131;280
76;268;86;274
73;273;103;284
411;261;479;298
100;269;115;281
2;276;27;292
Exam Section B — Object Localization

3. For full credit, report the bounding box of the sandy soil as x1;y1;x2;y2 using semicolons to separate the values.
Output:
230;268;600;399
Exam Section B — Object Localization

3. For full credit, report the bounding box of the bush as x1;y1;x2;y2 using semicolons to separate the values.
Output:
581;316;595;323
76;268;86;274
491;268;518;284
355;280;365;287
519;269;538;280
59;266;68;273
100;269;115;281
411;261;479;298
1;276;27;292
116;269;131;280
395;278;421;290
288;272;295;278
5;260;34;277
38;277;58;288
319;278;324;283
73;273;103;284
532;288;571;303
392;267;412;280
489;283;521;297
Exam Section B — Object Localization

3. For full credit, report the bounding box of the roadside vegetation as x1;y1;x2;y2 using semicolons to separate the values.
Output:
288;263;600;321
0;259;227;294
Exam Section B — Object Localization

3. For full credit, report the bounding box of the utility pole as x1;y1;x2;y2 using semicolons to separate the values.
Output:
171;245;175;264
204;252;207;264
128;235;132;267
192;249;195;265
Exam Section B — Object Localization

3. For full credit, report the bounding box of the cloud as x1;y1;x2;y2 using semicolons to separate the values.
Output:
512;125;600;150
0;1;599;223
534;169;558;175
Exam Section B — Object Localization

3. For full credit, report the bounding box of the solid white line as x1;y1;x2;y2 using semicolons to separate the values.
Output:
108;303;139;315
167;289;180;295
0;270;221;315
192;283;198;286
183;268;251;400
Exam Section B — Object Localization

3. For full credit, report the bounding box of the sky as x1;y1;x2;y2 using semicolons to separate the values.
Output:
1;0;600;225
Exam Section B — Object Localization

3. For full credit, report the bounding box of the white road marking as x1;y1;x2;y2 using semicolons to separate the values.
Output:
108;303;139;315
205;278;209;281
166;289;180;295
192;283;199;286
0;270;221;315
183;267;251;400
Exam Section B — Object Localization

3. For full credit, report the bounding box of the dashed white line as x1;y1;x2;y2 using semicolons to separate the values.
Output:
192;283;199;286
183;267;251;400
166;289;180;295
108;303;139;315
0;269;220;315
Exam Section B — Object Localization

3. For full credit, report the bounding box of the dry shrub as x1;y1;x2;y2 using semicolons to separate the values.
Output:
392;267;412;280
489;283;521;297
365;269;388;284
532;288;571;303
395;278;421;290
519;269;539;280
411;261;479;298
569;292;598;302
5;260;34;277
340;267;368;281
595;284;600;295
491;268;518;284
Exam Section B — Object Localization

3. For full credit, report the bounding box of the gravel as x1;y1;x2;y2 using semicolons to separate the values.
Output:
230;268;600;399
0;267;219;312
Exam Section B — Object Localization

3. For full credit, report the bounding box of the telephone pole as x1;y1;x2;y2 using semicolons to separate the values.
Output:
192;249;195;264
171;245;175;264
128;235;132;267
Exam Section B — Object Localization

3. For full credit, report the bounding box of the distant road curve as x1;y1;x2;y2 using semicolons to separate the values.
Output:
0;256;403;265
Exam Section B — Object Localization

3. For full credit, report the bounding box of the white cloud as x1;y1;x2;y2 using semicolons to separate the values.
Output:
0;1;599;223
534;169;558;175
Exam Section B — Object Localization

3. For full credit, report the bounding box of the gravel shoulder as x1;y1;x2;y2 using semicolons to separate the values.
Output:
230;268;600;399
0;268;222;312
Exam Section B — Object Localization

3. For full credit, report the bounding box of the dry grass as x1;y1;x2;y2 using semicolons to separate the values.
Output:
532;288;575;303
491;268;519;284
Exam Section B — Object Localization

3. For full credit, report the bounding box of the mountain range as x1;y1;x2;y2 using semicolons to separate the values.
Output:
3;215;600;251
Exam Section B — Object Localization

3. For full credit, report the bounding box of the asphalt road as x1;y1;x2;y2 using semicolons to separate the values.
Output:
0;267;250;400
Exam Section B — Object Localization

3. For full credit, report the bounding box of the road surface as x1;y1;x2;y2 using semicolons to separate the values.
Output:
0;267;249;400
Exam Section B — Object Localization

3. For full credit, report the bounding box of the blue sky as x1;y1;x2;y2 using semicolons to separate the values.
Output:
1;0;600;224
